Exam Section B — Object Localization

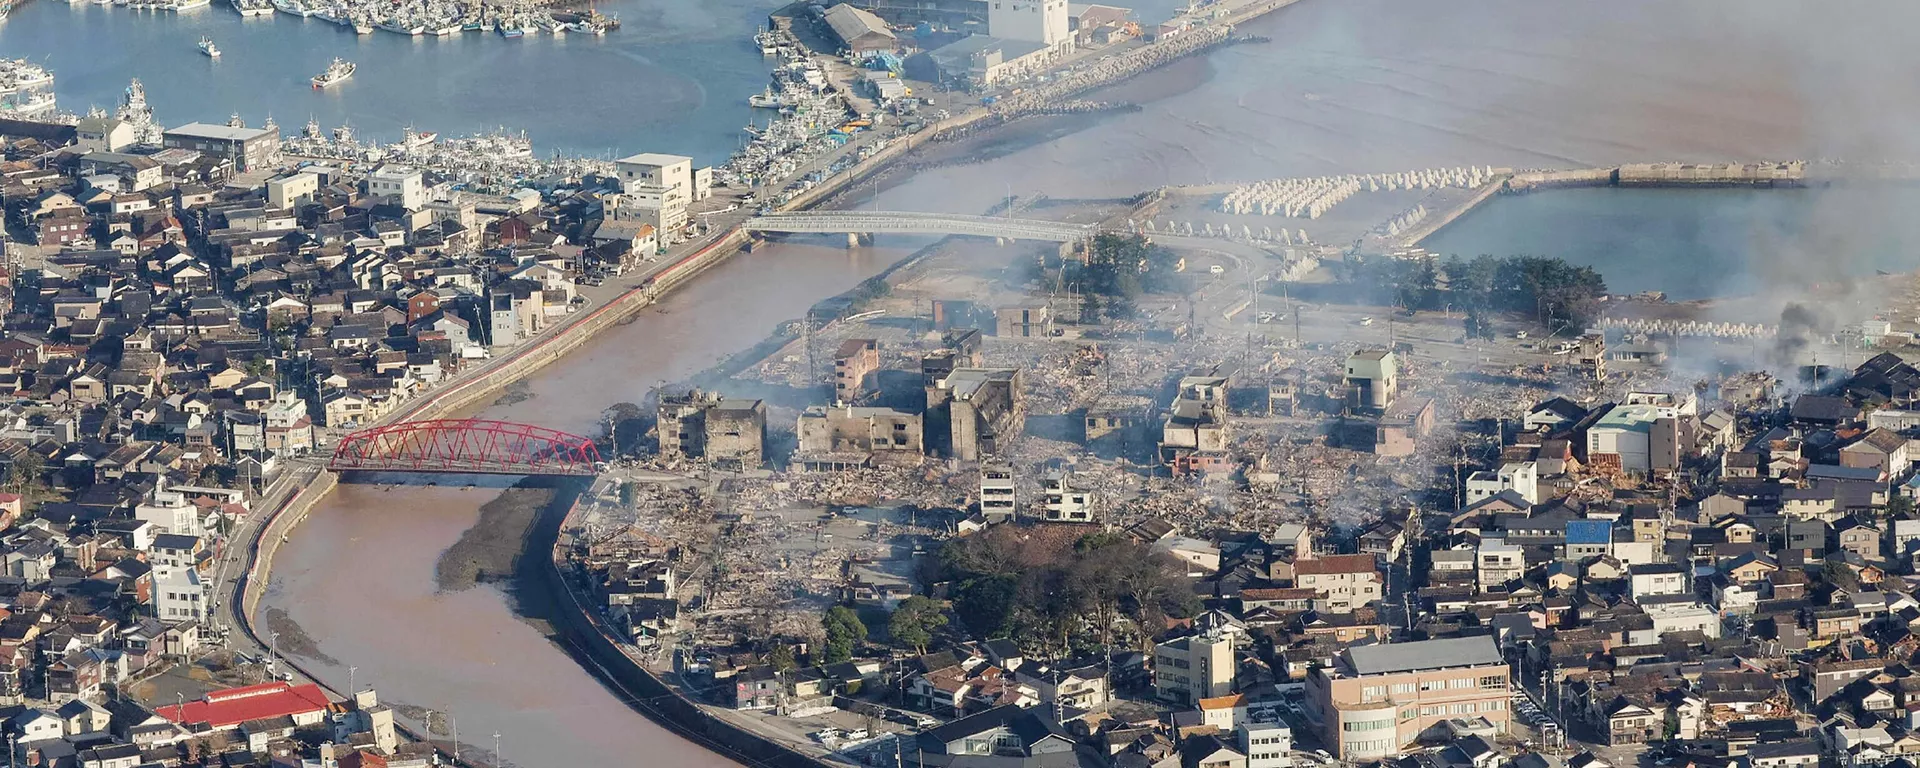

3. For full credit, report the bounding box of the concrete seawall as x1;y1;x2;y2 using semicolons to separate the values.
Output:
1404;161;1811;248
532;484;838;768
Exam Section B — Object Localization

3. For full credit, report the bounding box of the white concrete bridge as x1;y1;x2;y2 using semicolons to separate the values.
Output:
745;211;1100;242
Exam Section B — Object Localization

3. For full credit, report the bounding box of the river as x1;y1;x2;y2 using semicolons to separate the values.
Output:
29;0;1920;764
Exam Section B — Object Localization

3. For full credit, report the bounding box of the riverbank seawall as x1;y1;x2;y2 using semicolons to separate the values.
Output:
532;482;839;768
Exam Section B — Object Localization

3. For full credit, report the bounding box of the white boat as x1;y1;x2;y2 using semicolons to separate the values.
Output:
198;36;221;57
353;17;371;33
311;57;353;88
748;89;787;109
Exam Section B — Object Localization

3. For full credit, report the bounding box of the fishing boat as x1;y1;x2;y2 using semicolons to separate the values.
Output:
198;36;221;57
748;88;787;109
499;24;521;37
311;57;354;88
353;15;371;33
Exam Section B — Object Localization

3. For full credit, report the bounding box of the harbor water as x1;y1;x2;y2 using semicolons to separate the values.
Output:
1421;186;1920;302
17;0;1920;764
0;0;784;162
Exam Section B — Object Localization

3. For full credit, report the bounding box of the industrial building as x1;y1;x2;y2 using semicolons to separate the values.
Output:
821;3;898;52
161;122;282;173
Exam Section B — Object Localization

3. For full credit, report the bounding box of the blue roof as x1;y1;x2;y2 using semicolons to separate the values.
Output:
1565;519;1614;545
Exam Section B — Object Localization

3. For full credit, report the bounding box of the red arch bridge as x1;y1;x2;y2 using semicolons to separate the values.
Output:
328;419;603;476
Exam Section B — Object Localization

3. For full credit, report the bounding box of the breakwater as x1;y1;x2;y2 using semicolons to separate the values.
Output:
1406;161;1811;247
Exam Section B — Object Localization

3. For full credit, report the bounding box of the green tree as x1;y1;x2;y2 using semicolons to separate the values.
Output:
887;595;947;655
8;452;43;491
767;644;797;671
1889;494;1915;519
822;605;867;663
953;575;1018;639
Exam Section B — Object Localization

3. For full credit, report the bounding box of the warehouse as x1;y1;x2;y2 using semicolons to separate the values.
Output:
822;3;898;53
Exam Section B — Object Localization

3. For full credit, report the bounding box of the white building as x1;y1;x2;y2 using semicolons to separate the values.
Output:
134;481;203;538
368;165;426;211
1628;563;1688;600
1475;538;1525;591
74;116;136;153
613;153;710;244
1039;469;1094;523
1587;404;1664;474
981;461;1016;523
989;0;1072;49
1238;719;1292;768
155;567;207;623
267;171;321;210
1464;461;1539;505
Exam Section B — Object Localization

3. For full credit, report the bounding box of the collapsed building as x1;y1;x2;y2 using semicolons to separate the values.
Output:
796;405;926;470
1160;366;1233;476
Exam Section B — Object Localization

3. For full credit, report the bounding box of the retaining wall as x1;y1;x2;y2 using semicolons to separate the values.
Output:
533;486;836;768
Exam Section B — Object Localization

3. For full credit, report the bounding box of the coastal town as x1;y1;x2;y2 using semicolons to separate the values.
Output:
0;0;1908;767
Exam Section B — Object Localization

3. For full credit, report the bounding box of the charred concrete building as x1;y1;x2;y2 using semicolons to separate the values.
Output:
657;391;768;469
834;338;880;405
796;405;925;470
1160;366;1234;475
927;368;1025;461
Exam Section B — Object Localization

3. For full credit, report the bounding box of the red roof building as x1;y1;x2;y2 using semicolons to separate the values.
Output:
155;681;332;729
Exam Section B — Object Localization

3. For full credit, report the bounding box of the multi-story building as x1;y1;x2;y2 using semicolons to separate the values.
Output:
1343;349;1397;412
1465;461;1539;506
1154;631;1234;706
367;165;426;211
162;122;282;172
1305;636;1511;761
980;460;1016;523
834;338;880;405
1238;718;1292;768
1291;554;1381;614
1039;469;1094;523
613;153;709;244
987;0;1071;49
1476;538;1525;591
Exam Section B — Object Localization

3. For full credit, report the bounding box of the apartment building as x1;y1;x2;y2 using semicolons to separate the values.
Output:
1305;636;1511;761
1153;631;1234;706
1292;554;1382;614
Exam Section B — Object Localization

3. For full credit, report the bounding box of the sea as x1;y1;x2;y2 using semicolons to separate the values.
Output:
1422;185;1920;302
0;0;1191;164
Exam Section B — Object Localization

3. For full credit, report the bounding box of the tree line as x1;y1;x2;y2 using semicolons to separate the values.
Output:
1332;254;1608;337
